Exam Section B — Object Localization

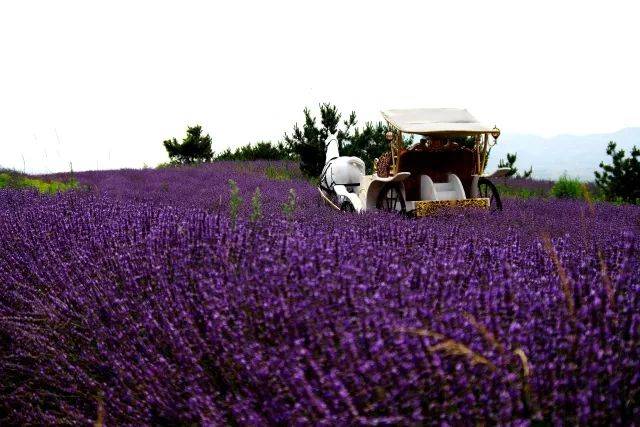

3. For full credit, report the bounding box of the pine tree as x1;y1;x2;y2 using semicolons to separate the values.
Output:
342;122;393;174
498;152;533;178
594;141;640;204
163;125;214;164
283;104;356;178
498;153;518;177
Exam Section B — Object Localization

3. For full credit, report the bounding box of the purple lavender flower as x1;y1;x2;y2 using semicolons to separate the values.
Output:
0;162;639;425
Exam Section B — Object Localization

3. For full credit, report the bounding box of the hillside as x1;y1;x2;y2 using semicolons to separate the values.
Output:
487;127;640;180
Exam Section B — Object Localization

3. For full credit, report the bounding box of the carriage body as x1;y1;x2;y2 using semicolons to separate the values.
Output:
319;108;507;216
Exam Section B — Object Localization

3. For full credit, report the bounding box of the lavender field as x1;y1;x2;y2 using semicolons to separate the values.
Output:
1;161;639;425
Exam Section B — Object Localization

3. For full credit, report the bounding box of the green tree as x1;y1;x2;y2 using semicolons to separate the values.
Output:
594;141;640;204
342;122;394;174
163;125;214;164
498;152;532;178
285;103;406;177
284;103;356;178
216;141;292;161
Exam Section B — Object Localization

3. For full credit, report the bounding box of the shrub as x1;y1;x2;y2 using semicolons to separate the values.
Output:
228;179;243;227
250;187;262;222
594;141;640;204
156;162;180;169
0;172;12;188
0;171;78;193
282;188;297;219
216;141;292;161
551;174;584;199
163;125;214;164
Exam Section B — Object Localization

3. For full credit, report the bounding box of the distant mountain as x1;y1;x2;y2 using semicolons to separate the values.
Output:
486;127;640;181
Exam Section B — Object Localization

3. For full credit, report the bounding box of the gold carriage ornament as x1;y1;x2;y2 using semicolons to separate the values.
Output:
491;125;501;140
318;108;511;216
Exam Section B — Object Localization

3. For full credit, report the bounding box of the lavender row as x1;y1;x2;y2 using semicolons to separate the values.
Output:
1;162;639;425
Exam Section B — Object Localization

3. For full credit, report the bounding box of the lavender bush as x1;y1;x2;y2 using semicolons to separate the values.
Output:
1;161;639;425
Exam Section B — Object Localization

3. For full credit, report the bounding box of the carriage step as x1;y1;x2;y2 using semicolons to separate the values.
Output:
433;182;455;192
421;175;466;201
436;190;460;201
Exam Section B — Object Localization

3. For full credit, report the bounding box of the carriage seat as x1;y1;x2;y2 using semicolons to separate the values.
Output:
420;174;466;201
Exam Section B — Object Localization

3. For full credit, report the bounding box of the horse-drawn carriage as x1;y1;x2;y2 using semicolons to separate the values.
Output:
318;108;508;216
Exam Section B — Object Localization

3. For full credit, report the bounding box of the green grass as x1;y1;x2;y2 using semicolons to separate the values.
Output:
495;183;549;199
265;165;293;181
0;171;79;194
551;174;585;200
495;176;602;201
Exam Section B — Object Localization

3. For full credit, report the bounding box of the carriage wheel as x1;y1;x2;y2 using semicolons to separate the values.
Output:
477;177;503;211
340;200;355;212
376;183;406;214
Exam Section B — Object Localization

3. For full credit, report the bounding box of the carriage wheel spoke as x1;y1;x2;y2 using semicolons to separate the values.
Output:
477;178;502;211
376;183;405;214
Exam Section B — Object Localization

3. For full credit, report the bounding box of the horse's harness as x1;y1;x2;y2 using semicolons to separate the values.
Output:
319;139;360;194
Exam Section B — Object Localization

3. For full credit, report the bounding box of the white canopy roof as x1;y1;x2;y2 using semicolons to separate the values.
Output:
381;108;493;134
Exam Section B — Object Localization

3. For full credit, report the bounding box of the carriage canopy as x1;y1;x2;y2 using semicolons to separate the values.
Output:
381;108;494;134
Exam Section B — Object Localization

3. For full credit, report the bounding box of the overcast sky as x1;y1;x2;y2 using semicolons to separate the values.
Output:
1;0;639;172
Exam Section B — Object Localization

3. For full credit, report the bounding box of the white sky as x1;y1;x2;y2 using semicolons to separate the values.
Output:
1;0;639;173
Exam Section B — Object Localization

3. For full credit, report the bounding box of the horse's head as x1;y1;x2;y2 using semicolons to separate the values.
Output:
324;132;340;164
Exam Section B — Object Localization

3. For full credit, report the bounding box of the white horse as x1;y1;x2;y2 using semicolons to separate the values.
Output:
319;133;365;211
